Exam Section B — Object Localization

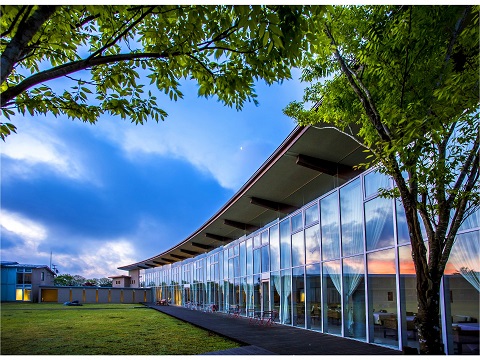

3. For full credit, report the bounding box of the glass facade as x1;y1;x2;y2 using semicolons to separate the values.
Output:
141;169;479;354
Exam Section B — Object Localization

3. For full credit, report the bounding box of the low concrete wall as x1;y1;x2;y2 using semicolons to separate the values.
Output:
39;286;152;304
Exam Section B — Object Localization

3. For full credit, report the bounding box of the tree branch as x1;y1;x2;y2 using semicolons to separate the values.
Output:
400;6;413;109
0;5;31;38
446;137;480;207
87;7;155;60
186;54;216;80
435;6;471;89
1;5;57;84
0;51;180;107
203;46;255;55
439;147;479;272
324;24;392;143
311;125;373;153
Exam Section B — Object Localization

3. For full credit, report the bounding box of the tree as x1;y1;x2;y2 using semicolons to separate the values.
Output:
54;273;75;286
284;5;479;355
96;277;113;287
83;279;97;286
0;5;314;140
54;273;86;286
72;274;87;286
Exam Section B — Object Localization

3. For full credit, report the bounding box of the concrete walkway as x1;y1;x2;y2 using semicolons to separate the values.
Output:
147;304;401;355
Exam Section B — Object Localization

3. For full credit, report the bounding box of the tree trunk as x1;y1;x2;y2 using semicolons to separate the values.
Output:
415;275;444;354
404;200;445;354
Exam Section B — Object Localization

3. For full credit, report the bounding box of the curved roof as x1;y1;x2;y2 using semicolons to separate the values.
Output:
119;124;366;271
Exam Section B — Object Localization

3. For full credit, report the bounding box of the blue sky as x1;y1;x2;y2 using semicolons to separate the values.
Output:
1;67;307;279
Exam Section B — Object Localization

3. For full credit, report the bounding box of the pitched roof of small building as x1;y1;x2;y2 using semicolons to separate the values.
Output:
0;261;56;275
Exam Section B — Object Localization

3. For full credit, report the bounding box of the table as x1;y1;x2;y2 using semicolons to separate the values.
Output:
373;312;395;325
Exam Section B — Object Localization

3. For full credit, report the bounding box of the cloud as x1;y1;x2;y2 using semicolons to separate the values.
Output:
95;100;289;191
54;239;137;279
119;123;269;190
0;210;48;253
0;207;146;278
1;119;96;184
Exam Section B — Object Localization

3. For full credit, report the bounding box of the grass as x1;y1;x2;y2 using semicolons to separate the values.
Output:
0;302;240;355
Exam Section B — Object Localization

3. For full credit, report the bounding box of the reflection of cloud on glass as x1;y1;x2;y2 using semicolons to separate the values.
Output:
324;260;341;274
305;226;320;264
448;231;479;291
399;243;431;275
365;196;395;251
291;231;305;267
367;248;396;274
364;170;392;199
321;192;340;260
340;179;363;256
458;209;479;232
343;257;365;275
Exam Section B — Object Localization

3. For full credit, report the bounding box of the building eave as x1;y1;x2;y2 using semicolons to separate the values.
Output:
118;124;365;271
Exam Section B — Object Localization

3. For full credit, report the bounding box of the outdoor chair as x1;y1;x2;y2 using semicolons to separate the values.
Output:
261;310;279;327
228;305;240;318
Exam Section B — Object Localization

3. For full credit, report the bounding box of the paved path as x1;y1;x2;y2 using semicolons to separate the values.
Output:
148;304;401;355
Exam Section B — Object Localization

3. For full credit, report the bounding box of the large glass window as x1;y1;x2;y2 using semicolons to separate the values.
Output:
305;203;319;226
321;192;340;260
458;208;479;232
254;275;261;312
240;277;247;313
368;248;398;348
291;230;305;267
253;248;261;274
270;225;280;271
398;245;420;351
271;271;281;315
246;238;253;275
305;225;321;264
444;230;479;355
280;219;291;269
292;267;305;328
246;275;254;312
340;179;363;257
396;199;410;245
254;235;261;248
306;263;321;331
281;269;292;325
323;260;342;335
240;241;246;277
364;170;391;199
343;255;366;341
228;258;234;278
261;245;269;273
292;212;303;233
365;196;394;251
261;230;269;245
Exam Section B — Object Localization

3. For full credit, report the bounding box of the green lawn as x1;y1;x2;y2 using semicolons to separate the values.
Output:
0;302;239;355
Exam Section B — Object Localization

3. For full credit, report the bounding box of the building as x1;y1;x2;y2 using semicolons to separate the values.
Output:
109;275;131;288
1;261;56;302
118;125;479;355
38;285;152;304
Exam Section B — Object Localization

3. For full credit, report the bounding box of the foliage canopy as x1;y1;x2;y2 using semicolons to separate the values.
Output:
285;5;479;354
0;5;317;139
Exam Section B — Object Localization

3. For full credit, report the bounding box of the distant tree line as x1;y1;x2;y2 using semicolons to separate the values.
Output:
53;273;112;287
